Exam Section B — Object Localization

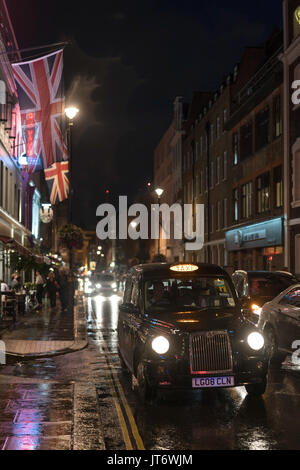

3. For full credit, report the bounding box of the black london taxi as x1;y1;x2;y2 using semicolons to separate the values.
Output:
118;263;269;401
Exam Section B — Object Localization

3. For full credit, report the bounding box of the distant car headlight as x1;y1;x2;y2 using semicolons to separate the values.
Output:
247;332;264;351
112;282;117;289
152;336;170;355
96;284;101;289
251;304;262;316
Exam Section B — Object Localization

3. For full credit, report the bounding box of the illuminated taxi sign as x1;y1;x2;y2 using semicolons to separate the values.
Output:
170;264;199;273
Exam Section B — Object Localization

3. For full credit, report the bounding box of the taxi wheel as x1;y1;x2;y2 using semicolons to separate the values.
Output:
137;362;156;403
245;377;267;397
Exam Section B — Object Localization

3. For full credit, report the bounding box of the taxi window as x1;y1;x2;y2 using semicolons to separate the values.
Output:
280;287;300;308
144;277;236;313
124;277;133;305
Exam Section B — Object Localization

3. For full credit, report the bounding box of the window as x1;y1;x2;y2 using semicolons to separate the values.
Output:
200;171;203;195
257;172;270;213
233;133;239;165
211;204;214;233
274;165;283;208
241;182;253;218
217;201;221;231
256;106;270;150
280;287;300;308
124;278;133;304
195;142;199;161
131;281;139;307
210;162;214;189
216;116;221;139
200;136;203;159
240;121;253;159
223;151;228;180
233;188;239;222
223;108;227;129
216;157;221;184
274;95;282;138
224;199;228;228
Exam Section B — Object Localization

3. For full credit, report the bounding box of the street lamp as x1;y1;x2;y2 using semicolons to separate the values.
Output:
65;106;79;224
155;188;164;255
65;106;79;277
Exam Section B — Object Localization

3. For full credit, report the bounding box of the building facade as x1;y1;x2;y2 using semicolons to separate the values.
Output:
281;0;300;276
225;30;285;272
0;0;35;282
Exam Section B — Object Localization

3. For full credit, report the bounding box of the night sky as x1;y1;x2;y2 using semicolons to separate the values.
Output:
7;0;283;229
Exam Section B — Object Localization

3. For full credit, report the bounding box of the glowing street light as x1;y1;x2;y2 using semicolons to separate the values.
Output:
65;106;79;120
155;188;164;198
155;188;164;255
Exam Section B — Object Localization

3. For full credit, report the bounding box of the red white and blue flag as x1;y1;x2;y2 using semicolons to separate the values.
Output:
12;50;69;174
44;161;69;205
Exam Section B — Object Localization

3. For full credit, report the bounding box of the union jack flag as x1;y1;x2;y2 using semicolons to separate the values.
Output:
44;161;69;205
12;50;68;174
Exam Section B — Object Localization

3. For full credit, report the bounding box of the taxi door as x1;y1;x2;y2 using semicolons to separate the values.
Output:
276;287;300;352
118;275;133;368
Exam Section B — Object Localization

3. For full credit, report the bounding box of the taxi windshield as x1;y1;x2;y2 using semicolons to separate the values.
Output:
144;276;236;313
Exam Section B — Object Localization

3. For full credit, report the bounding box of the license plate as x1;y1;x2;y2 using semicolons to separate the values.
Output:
192;376;235;389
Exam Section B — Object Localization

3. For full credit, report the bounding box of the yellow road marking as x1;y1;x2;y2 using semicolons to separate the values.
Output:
101;339;145;450
107;372;133;450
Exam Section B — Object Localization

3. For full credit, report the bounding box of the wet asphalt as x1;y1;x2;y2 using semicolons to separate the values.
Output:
0;294;300;450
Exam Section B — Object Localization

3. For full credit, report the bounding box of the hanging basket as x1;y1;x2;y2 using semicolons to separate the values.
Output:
58;224;84;250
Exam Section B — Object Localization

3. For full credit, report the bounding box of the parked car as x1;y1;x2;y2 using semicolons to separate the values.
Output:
118;263;268;401
90;273;117;296
258;283;300;361
232;270;298;321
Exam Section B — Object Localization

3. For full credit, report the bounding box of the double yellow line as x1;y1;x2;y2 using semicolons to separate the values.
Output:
101;340;145;450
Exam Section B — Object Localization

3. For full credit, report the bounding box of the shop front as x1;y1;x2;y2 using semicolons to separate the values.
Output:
226;218;284;271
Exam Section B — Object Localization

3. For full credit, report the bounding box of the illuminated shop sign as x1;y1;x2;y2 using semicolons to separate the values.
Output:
226;218;283;252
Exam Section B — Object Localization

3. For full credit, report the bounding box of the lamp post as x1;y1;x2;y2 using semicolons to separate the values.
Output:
65;107;79;275
155;188;164;255
65;106;79;224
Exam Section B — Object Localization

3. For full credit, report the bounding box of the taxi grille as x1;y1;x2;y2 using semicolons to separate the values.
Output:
190;331;233;374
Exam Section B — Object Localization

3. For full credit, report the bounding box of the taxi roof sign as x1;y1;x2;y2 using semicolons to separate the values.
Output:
170;264;199;272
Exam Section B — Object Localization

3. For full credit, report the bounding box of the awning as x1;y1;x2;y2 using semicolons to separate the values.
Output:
0;236;33;257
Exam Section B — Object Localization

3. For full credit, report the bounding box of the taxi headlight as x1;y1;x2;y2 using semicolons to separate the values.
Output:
247;332;264;351
152;336;170;355
96;283;101;289
251;303;262;316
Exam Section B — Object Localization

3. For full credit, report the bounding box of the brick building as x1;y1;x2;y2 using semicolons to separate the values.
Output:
281;0;300;276
225;30;285;272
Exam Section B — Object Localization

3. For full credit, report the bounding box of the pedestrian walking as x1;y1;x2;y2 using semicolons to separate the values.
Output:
46;272;58;308
57;269;68;312
35;271;45;311
10;273;21;291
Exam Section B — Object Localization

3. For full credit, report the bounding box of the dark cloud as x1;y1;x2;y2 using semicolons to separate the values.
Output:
7;0;283;228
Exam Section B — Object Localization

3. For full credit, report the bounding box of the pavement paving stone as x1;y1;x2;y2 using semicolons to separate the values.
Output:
0;296;87;357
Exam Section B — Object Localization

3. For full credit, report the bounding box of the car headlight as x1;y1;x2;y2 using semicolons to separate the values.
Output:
96;284;101;289
152;336;170;355
112;282;117;289
251;304;262;316
247;332;264;351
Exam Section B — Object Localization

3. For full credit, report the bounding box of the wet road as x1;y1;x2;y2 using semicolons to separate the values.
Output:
0;294;300;450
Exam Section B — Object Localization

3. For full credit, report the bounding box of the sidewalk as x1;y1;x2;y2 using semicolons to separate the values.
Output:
0;295;88;358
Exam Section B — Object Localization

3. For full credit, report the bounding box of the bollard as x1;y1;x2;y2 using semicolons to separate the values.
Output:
0;340;5;365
